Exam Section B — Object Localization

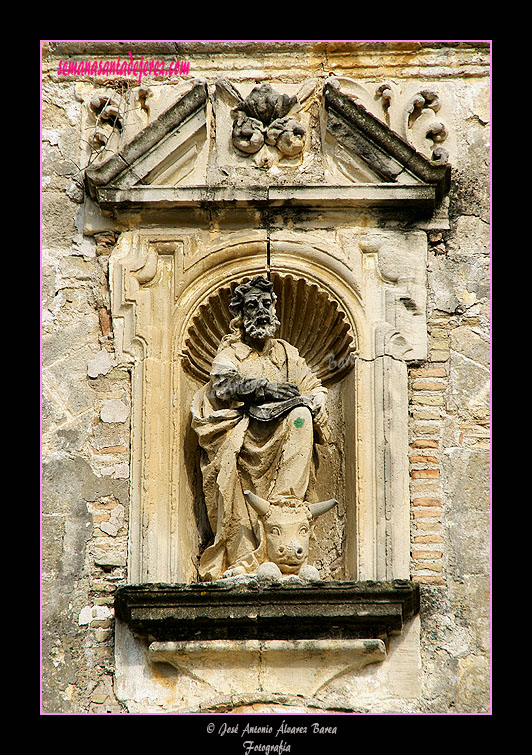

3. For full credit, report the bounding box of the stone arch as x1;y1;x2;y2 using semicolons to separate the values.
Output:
173;235;368;373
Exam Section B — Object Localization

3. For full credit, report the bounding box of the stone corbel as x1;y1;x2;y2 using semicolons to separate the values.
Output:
148;639;387;700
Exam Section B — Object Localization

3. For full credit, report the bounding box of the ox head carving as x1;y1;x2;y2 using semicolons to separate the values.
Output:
243;490;338;575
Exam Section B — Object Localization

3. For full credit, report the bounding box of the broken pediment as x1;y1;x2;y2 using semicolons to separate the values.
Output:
84;77;450;213
322;79;451;199
182;273;357;387
84;80;209;198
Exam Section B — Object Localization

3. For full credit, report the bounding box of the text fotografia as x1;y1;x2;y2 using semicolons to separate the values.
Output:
56;51;191;85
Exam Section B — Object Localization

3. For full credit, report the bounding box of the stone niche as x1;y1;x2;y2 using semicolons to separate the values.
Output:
84;76;450;712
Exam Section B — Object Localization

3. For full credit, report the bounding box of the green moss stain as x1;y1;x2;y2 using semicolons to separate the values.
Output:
294;416;305;429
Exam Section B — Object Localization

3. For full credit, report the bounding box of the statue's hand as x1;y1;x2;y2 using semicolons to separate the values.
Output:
264;381;301;402
307;392;325;416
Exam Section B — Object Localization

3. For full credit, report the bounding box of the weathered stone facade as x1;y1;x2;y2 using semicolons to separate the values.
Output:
41;40;490;714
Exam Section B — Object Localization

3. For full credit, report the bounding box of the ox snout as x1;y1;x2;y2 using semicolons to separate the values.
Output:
274;540;308;573
277;542;305;560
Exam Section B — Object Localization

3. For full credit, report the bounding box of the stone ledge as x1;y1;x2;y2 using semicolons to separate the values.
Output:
114;579;420;642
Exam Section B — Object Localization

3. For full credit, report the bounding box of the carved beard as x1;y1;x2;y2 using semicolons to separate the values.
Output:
242;311;280;341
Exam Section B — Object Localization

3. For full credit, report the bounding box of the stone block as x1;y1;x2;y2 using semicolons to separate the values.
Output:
412;409;442;420
411;469;440;479
412;497;441;507
448;351;489;419
92;542;127;568
441;448;490;578
412;380;445;391
44;346;101;416
100;399;130;423
410;367;447;378
414;395;445;406
98;504;125;536
41;192;79;248
430;350;450;362
88;349;116;378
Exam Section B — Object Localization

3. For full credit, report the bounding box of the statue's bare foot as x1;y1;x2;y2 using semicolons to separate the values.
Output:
221;565;247;578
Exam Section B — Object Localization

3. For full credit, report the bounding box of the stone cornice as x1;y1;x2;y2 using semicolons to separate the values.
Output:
44;40;491;58
91;183;437;211
114;579;420;642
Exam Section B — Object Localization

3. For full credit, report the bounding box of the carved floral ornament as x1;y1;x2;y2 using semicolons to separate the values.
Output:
86;88;125;151
373;81;450;164
228;82;306;157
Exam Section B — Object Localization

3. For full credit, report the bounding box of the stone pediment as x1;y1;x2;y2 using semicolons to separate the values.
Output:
84;78;450;212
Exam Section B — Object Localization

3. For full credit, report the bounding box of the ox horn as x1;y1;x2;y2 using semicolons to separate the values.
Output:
307;499;338;519
243;490;271;516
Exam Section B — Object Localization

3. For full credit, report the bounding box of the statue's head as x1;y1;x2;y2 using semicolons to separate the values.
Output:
229;275;280;343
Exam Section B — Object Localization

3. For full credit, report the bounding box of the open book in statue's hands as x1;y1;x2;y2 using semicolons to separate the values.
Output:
248;395;315;421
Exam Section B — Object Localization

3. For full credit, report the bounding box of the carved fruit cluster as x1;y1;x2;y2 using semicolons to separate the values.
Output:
231;83;306;157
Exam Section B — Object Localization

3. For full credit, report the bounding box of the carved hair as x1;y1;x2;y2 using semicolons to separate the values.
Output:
263;500;313;522
218;276;278;349
229;275;277;316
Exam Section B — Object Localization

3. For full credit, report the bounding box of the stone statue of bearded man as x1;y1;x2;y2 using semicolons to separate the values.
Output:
191;275;329;580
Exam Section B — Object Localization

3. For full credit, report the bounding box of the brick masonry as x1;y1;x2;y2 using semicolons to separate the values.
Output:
409;349;448;586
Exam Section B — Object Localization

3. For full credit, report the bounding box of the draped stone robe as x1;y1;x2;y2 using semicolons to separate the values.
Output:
191;334;329;581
